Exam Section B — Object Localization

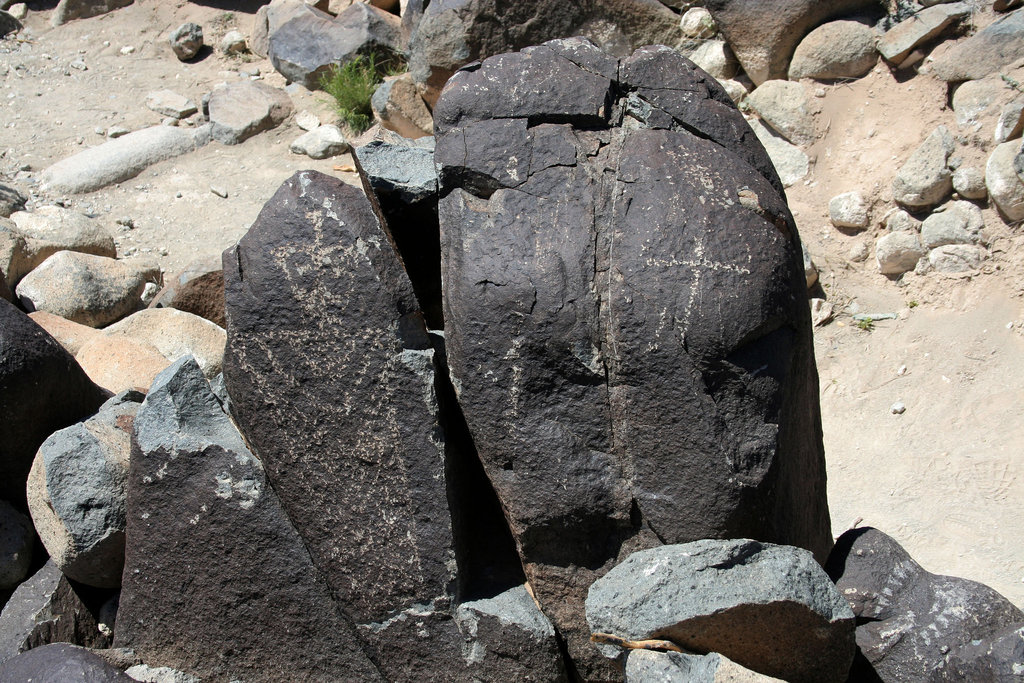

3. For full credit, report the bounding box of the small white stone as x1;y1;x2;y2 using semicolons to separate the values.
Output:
890;401;906;415
120;45;135;55
210;185;228;198
897;365;907;376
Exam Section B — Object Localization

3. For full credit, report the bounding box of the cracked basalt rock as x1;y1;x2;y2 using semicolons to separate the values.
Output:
115;357;382;682
436;38;832;679
223;171;561;681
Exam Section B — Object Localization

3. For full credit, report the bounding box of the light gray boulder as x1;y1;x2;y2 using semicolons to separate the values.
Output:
680;7;717;39
885;208;922;232
124;664;202;683
920;200;984;248
995;97;1024;143
207;81;293;145
354;135;437;204
788;20;877;80
626;650;784;682
145;90;197;119
26;391;142;588
169;22;202;61
929;8;1024;82
289;124;349;159
748;118;808;187
892;125;955;209
952;166;986;199
0;500;33;590
11;206;116;259
746;80;816;145
829;190;870;230
876;2;971;66
15;252;162;328
219;30;246;55
876;231;925;275
40;126;200;195
952;77;1007;127
928;244;987;272
986;139;1024;220
688;40;737;80
585;540;856;683
52;0;132;26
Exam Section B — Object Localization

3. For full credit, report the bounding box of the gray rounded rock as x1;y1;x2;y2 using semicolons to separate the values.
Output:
876;231;925;275
829;190;870;229
169;22;203;61
892;126;954;209
788;20;878;80
952;166;986;199
986;139;1024;221
0;500;33;590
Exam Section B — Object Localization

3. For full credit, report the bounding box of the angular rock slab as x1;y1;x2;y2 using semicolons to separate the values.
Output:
52;0;133;26
0;300;108;509
826;527;1024;682
27;391;141;588
0;643;132;682
892;126;955;209
929;7;1024;82
625;650;785;682
437;39;832;678
115;357;382;682
207;81;293;146
587;541;855;683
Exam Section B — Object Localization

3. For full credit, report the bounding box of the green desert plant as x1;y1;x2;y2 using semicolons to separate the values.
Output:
320;53;403;135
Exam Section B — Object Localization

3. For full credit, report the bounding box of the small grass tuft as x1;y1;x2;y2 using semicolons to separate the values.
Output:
320;53;403;135
856;318;875;332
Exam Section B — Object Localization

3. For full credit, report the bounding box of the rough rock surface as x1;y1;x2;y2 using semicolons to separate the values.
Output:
829;191;870;230
101;308;225;378
587;540;855;682
289;123;349;159
0;561;111;664
207;81;293;146
436;39;832;678
986;139;1024;221
920;200;984;248
10;206;117;260
688;40;737;81
788;20;878;81
268;2;401;90
929;8;1024;82
704;0;879;84
927;243;987;272
748;118;809;188
15;251;161;328
877;2;971;66
0;183;26;218
52;0;133;27
827;527;1024;682
892;126;955;209
952;166;987;199
26;391;141;588
0;643;130;681
408;0;684;106
876;231;925;275
115;357;383;682
75;335;171;394
149;256;224;328
746;80;816;145
169;22;202;61
625;650;785;682
0;300;108;509
0;500;33;590
372;72;435;139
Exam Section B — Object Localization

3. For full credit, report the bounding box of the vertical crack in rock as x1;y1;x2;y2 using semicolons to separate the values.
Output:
437;37;833;679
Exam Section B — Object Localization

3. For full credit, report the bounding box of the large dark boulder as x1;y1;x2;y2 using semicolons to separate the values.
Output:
408;0;684;107
115;357;382;682
0;643;131;682
436;38;832;678
0;299;108;509
827;527;1024;682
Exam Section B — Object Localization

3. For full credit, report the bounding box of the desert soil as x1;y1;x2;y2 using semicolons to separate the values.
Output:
3;1;1022;606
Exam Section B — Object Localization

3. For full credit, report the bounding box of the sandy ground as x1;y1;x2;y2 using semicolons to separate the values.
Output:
2;1;1022;606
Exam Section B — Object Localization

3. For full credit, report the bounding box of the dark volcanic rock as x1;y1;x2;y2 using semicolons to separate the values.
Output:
436;38;831;678
0;561;112;664
115;357;382;682
0;643;131;681
827;527;1024;682
0;299;108;509
149;256;225;328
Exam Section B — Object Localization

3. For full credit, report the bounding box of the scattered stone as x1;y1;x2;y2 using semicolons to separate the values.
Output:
289;123;348;158
124;664;202;683
703;0;879;84
952;166;987;199
952;76;1009;127
929;8;1024;82
803;243;818;288
827;527;1024;681
145;90;197;119
847;240;870;262
680;6;716;38
70;59;87;71
829;190;871;230
921;200;984;248
115;358;383;681
268;2;402;90
718;78;749;103
16;251;162;328
876;2;971;66
40;125;201;195
169;22;203;61
0;562;111;664
436;39;831;678
876;231;926;275
11;205;117;259
149;256;224;328
586;540;856;682
625;650;785;682
294;109;320;131
0;301;108;508
0;643;130;681
890;401;906;414
0;500;33;590
219;29;246;55
371;72;434;138
75;335;170;394
106;125;130;138
207;80;293;145
994;97;1024;143
747;79;816;145
811;298;835;326
892;125;955;209
886;209;922;232
986;139;1024;220
209;184;227;198
51;0;132;26
929;243;987;272
27;391;141;588
7;4;26;21
688;39;737;80
102;308;225;379
789;20;878;80
0;183;27;218
119;45;135;55
748;117;809;187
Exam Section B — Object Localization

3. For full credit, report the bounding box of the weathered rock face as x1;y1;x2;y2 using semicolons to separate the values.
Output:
0;643;131;682
149;256;225;328
0;500;33;590
826;527;1024;682
436;38;832;677
51;0;133;27
408;0;683;106
0;300;108;509
207;81;293;146
115;357;383;682
928;7;1024;82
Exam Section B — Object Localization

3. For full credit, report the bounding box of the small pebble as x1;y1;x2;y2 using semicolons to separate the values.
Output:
897;365;907;376
107;125;129;138
890;401;906;415
120;46;135;55
116;216;135;229
175;191;183;198
210;185;228;198
814;88;826;98
70;59;87;71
